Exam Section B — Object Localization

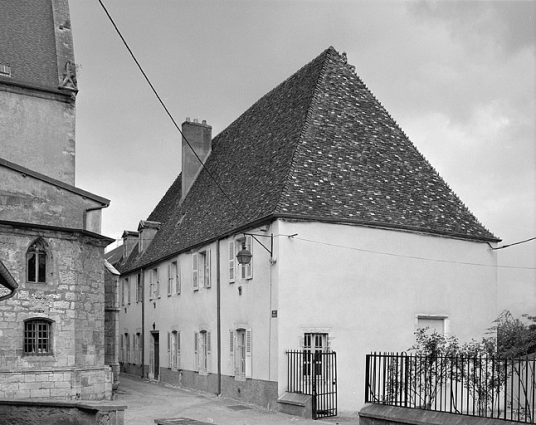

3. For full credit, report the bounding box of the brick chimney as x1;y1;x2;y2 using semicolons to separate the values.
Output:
182;118;212;200
138;221;160;253
122;230;139;260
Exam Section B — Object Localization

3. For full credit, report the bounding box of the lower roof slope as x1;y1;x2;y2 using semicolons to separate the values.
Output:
121;47;497;273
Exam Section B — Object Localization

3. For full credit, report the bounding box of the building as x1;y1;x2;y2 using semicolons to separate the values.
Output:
116;47;499;413
0;0;115;399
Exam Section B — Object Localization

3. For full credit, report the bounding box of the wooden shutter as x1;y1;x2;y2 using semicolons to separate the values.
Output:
229;241;235;283
155;268;160;298
246;329;252;378
245;236;253;279
167;263;172;295
207;331;212;371
192;253;199;290
229;330;235;376
194;332;199;371
205;250;211;288
167;332;171;368
177;332;181;369
179;258;181;294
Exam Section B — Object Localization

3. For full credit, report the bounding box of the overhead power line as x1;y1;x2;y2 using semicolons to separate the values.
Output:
97;0;248;223
97;1;535;272
292;236;536;270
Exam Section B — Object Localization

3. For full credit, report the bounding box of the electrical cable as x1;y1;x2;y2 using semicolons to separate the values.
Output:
97;0;250;224
292;236;536;270
97;1;535;273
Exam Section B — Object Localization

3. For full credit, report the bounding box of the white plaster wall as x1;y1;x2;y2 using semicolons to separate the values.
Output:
119;228;280;383
219;223;279;382
275;220;498;412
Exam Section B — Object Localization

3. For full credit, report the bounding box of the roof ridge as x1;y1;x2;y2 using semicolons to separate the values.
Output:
274;47;336;214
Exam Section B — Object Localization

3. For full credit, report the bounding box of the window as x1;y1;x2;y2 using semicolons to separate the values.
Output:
303;333;328;377
136;273;142;302
0;64;11;77
134;333;140;364
149;268;159;299
416;315;449;336
121;280;125;307
24;319;52;355
239;236;253;280
230;329;252;378
229;241;235;283
169;331;180;370
168;261;178;296
175;261;181;295
125;333;130;363
126;277;131;304
27;239;47;283
193;250;211;290
121;334;124;362
195;330;211;373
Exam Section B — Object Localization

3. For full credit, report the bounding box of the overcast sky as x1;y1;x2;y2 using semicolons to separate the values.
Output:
69;1;535;312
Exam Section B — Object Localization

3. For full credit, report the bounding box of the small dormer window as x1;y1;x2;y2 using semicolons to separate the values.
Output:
0;64;11;77
27;239;48;283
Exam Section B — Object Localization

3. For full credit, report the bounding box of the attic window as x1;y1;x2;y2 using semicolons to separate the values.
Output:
0;64;11;77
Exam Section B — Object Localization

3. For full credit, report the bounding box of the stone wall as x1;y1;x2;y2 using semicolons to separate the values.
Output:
359;404;510;425
0;166;103;229
0;399;126;425
0;223;112;399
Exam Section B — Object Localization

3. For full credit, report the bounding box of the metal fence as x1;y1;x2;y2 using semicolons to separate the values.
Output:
365;352;536;423
287;350;337;419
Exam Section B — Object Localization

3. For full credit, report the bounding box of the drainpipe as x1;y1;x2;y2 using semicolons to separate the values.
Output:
217;240;221;395
141;268;145;379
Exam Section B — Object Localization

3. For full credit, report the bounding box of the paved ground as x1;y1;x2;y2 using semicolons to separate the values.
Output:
111;374;360;425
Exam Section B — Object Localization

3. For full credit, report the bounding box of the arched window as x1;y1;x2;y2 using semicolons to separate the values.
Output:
24;319;53;355
27;239;47;283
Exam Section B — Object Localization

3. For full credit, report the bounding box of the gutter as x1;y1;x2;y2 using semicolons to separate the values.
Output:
0;220;114;244
121;210;499;275
0;157;110;206
0;260;18;302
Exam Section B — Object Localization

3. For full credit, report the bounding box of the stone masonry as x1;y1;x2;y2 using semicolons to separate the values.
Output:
0;224;112;399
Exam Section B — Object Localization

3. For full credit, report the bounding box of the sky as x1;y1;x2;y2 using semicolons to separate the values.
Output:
69;1;535;314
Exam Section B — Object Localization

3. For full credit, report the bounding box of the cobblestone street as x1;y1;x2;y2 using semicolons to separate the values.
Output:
114;374;359;425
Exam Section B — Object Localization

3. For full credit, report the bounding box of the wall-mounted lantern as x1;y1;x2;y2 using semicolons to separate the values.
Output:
236;242;253;265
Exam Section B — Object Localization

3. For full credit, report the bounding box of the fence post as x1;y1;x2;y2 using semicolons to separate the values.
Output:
365;354;370;403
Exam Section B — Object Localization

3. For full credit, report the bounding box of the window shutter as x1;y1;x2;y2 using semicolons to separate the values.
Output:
194;332;199;371
177;332;181;369
192;253;199;290
167;263;172;295
205;250;211;288
207;331;212;371
229;330;235;376
229;241;235;283
167;331;171;368
155;269;160;298
246;329;252;378
176;261;181;294
245;236;253;279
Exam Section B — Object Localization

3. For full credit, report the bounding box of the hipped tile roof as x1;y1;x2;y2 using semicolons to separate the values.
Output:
120;47;497;273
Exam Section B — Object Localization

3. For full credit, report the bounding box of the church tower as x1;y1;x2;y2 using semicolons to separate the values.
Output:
0;0;78;185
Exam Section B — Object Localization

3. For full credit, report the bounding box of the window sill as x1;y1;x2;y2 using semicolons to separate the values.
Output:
235;375;247;382
23;354;55;359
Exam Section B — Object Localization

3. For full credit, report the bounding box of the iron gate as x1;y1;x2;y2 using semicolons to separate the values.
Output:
286;350;337;419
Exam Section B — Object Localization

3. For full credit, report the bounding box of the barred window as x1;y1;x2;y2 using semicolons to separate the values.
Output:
24;319;52;355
